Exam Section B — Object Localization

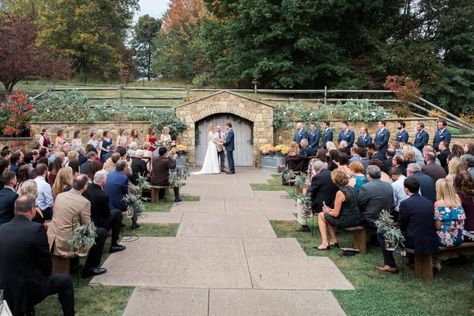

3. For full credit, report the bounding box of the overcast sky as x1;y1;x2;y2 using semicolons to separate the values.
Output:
135;0;170;21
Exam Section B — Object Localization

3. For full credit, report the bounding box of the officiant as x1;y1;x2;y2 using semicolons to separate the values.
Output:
214;125;226;172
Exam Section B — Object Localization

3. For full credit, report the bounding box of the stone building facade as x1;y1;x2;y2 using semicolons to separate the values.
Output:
175;90;274;167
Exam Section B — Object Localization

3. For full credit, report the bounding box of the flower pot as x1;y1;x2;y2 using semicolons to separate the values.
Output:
75;245;91;257
176;155;187;169
261;155;284;170
385;239;396;252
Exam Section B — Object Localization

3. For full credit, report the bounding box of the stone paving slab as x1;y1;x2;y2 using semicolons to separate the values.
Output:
124;288;208;316
91;237;252;288
252;191;291;199
170;201;226;214
243;238;305;257
247;256;353;290
209;289;346;316
177;213;276;238
264;211;297;221
139;212;183;224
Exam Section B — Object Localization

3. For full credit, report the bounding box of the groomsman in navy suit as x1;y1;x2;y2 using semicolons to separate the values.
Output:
321;121;333;149
433;120;451;151
223;122;235;174
356;127;372;148
293;122;308;147
337;121;355;149
395;121;409;143
374;120;390;154
308;123;321;150
414;122;429;151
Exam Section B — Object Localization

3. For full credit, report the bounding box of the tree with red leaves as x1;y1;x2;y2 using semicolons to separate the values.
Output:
0;15;72;99
0;91;35;137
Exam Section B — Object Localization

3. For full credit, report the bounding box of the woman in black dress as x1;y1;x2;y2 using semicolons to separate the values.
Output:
315;169;362;250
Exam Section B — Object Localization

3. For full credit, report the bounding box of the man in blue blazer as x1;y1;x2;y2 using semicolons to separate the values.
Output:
374;120;390;153
0;171;18;225
223;121;235;174
406;163;436;202
433;120;451;151
395;121;409;143
337;121;355;149
414;122;429;151
376;177;438;273
293;122;308;146
321;121;333;149
308;123;321;150
356;127;372;148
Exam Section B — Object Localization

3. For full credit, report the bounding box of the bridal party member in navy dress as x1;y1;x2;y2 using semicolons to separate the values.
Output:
99;131;113;163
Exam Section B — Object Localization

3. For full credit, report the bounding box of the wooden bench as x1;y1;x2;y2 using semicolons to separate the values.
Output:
345;226;376;254
148;185;169;203
405;242;474;279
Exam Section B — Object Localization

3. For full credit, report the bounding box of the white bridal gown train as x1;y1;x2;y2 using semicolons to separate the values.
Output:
195;131;220;174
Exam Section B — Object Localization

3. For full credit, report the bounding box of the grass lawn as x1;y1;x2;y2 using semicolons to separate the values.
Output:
143;194;200;213
250;174;297;198
35;221;178;315
255;173;474;316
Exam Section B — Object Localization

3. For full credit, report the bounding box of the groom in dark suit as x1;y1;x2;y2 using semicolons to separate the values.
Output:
223;122;235;174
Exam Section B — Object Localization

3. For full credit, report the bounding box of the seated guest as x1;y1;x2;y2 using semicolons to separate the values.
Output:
52;167;73;199
16;164;33;190
348;161;367;194
376;178;438;274
34;163;54;220
336;152;352;178
0;171;18;225
349;147;361;162
80;151;98;175
450;144;464;157
389;167;409;215
10;152;21;175
48;174;107;277
391;155;406;176
83;170;126;254
0;194;75;315
325;141;337;152
308;160;339;214
296;139;316;171
434;179;465;247
105;160;139;228
446;156;465;184
151;147;182;203
384;150;395;173
460;154;474;180
366;143;384;161
305;149;329;186
356;127;372;148
131;149;148;185
368;159;392;183
358;165;394;227
338;140;351;156
18;180;46;225
422;151;446;182
327;149;339;171
454;171;474;237
316;169;362;250
407;163;436;202
87;160;102;182
102;152;121;173
437;141;450;170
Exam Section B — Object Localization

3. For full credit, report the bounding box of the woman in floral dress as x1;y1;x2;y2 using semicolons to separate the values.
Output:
434;179;466;247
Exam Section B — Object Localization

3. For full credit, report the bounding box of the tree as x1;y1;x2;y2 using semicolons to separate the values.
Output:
0;15;72;98
131;15;162;80
37;0;139;81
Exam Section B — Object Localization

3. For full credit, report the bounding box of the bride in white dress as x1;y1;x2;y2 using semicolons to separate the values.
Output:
195;124;221;174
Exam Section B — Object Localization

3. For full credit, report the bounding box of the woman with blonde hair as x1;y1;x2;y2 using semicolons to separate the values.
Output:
160;126;173;148
19;180;46;226
434;179;465;247
446;157;465;184
51;167;73;199
194;123;220;174
129;129;140;150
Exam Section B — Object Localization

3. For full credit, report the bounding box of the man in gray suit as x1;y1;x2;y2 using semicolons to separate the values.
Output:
358;165;394;227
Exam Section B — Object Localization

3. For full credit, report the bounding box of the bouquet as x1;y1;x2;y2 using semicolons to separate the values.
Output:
259;144;276;155
68;222;97;257
173;144;189;155
123;193;145;218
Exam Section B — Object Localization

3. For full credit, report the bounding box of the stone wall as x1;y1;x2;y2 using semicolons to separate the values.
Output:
29;121;150;146
176;91;274;167
274;117;440;146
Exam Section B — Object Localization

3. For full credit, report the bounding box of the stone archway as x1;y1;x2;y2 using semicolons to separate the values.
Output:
175;90;274;167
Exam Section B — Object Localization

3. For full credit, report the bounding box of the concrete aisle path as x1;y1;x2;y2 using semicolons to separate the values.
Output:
91;168;353;316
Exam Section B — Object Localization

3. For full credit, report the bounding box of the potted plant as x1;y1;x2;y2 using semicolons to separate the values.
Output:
68;222;97;257
295;192;311;223
123;193;145;220
375;210;405;251
171;144;189;170
260;144;281;169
